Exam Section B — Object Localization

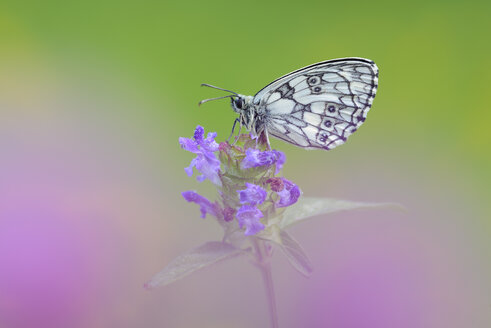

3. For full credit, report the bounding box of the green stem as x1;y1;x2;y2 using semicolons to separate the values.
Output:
253;239;279;328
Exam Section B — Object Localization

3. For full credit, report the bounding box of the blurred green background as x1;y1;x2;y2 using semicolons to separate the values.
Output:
1;0;490;327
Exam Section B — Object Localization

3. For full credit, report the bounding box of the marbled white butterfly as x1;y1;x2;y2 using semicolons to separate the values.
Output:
199;57;378;150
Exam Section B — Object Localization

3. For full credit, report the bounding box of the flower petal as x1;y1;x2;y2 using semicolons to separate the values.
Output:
241;148;285;171
276;178;301;208
182;191;220;218
184;157;197;177
241;149;262;169
202;132;219;152
272;150;286;174
179;137;199;153
237;183;267;205
180;126;221;184
194;154;221;185
236;205;265;235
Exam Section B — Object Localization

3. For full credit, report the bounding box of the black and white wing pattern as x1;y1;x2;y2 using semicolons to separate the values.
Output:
255;58;378;150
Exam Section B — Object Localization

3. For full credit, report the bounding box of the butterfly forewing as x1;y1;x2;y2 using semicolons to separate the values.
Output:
255;58;378;150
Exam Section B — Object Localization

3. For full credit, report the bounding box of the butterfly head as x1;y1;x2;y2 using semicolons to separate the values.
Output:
231;95;253;113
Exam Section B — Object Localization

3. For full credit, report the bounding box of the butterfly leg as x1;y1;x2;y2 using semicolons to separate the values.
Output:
227;118;240;143
232;122;243;145
265;130;271;150
257;129;272;150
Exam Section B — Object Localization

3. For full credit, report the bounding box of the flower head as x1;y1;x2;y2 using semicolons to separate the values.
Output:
236;205;265;235
242;148;286;174
180;127;301;236
274;178;301;208
179;126;221;185
238;183;267;206
182;191;221;219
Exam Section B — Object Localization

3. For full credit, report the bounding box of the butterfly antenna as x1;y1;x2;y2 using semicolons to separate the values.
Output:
200;83;238;95
198;94;234;106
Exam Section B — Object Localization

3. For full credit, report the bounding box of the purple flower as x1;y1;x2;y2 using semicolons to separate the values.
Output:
237;183;267;206
179;128;299;237
275;178;301;208
236;205;265;235
182;191;220;218
179;126;221;185
241;148;286;174
242;149;274;167
272;150;286;174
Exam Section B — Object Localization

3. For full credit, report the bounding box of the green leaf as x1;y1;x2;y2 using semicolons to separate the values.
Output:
277;230;313;277
280;197;402;229
145;241;248;289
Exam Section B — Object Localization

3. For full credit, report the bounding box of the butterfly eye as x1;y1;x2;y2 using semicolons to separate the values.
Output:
235;98;244;109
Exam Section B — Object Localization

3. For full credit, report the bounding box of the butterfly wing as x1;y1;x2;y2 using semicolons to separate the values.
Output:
254;58;378;150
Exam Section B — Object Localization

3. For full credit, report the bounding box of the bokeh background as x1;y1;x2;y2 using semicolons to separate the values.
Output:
1;0;490;327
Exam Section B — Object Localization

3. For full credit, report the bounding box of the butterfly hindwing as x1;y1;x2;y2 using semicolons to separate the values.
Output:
255;58;378;150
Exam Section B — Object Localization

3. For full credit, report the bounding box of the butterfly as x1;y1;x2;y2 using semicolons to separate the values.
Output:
199;57;378;150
